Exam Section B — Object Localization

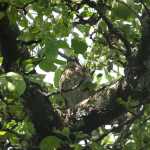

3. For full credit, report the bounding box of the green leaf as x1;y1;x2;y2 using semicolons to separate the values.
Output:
44;39;58;60
62;127;70;138
72;144;82;150
91;142;104;150
8;6;18;25
57;40;70;49
54;59;66;65
22;59;35;73
28;74;45;85
51;94;65;106
39;59;57;72
54;68;63;88
7;102;25;119
40;136;62;150
0;72;26;98
0;130;7;136
14;119;35;138
19;31;36;41
71;38;87;54
38;0;49;8
6;72;26;97
5;120;17;129
54;21;70;36
0;12;5;20
112;3;132;19
124;142;136;150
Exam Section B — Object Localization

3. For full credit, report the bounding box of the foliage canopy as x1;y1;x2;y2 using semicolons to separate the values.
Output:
0;0;150;150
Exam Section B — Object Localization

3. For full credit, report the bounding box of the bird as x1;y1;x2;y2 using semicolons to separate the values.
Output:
59;59;95;108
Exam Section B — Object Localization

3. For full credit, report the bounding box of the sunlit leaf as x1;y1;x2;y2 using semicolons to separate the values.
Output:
0;72;26;98
0;130;6;136
5;72;26;97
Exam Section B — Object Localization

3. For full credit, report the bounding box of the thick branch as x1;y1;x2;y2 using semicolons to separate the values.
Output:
23;83;62;141
0;7;30;72
68;79;130;133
